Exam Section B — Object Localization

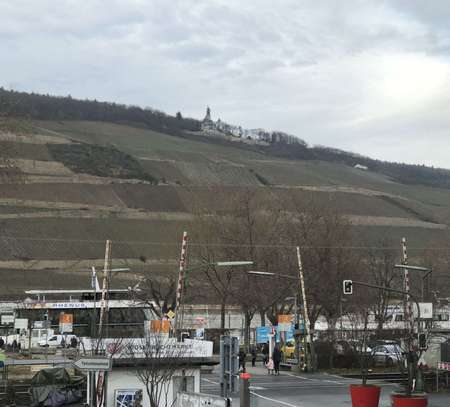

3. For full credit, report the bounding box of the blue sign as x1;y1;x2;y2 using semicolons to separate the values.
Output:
275;323;305;342
256;326;271;343
276;324;294;342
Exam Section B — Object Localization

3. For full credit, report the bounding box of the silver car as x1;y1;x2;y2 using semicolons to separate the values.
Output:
371;344;404;367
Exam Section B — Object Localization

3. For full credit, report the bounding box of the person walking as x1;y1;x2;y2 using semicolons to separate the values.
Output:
70;336;78;349
12;339;17;353
273;345;282;375
262;343;269;366
265;357;274;375
238;348;246;372
251;346;257;367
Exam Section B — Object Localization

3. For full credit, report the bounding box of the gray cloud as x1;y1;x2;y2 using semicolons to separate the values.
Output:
1;0;450;167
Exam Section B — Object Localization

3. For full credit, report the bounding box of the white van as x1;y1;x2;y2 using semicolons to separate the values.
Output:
38;334;76;348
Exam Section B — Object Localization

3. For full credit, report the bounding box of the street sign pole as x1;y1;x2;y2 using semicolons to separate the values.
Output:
220;335;239;398
73;357;112;371
74;356;112;407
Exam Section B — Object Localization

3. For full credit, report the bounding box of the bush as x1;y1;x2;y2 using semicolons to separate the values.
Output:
48;143;158;183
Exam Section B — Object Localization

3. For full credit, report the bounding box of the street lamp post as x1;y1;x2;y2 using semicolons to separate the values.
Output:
393;263;432;395
248;270;312;373
90;263;130;407
394;264;432;302
345;279;422;396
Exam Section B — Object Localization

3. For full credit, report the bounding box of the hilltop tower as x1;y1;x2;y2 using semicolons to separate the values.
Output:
204;106;211;121
201;106;215;132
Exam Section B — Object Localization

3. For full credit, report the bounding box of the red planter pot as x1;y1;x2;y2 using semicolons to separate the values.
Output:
350;384;381;407
390;393;427;407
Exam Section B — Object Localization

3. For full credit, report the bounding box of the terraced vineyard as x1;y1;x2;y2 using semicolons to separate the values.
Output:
0;119;449;295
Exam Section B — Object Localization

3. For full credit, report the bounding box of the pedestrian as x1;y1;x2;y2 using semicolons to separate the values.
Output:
0;338;4;349
262;343;269;365
251;346;257;367
238;348;246;372
70;336;77;348
12;339;17;353
265;357;274;375
273;345;282;375
61;336;66;348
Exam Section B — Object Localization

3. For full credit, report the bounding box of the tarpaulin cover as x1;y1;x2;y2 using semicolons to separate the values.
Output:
30;368;84;407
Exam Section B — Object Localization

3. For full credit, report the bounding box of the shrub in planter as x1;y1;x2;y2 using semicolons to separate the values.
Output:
390;392;427;407
350;384;381;407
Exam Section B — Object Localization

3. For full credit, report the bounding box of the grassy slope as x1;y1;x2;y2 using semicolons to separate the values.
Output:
32;120;450;221
0;119;449;293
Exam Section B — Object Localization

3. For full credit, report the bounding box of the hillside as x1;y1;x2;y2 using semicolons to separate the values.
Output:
1;91;450;297
3;88;450;189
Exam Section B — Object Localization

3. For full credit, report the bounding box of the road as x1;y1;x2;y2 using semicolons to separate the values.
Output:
201;365;450;407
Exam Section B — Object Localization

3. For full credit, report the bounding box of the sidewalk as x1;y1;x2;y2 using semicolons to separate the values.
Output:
241;364;271;376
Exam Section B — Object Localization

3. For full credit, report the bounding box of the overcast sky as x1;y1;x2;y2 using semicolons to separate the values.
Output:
2;0;450;168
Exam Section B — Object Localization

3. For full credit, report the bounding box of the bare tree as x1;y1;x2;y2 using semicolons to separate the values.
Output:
192;188;291;349
124;335;195;407
286;192;359;369
423;233;450;300
365;240;398;334
132;270;178;319
344;290;374;382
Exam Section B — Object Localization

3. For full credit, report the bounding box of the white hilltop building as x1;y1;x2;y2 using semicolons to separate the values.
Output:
200;106;306;146
354;163;368;171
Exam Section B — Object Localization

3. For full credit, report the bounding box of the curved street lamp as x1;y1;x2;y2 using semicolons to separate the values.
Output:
247;269;312;373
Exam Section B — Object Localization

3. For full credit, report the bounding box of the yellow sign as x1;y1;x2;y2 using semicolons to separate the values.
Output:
166;310;175;320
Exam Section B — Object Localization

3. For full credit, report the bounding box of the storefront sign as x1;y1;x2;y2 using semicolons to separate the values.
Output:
59;313;73;333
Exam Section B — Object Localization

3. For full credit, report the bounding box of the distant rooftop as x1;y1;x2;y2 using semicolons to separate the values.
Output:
25;289;135;295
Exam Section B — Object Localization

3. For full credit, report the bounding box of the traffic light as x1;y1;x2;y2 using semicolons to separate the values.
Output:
418;332;427;350
343;280;353;295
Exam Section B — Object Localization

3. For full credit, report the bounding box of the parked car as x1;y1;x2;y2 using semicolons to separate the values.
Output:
38;334;77;348
371;344;404;367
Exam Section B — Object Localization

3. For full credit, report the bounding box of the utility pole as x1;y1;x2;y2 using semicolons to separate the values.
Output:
89;266;98;407
401;238;413;334
98;240;112;339
296;246;313;372
401;238;421;394
173;231;188;338
96;240;112;407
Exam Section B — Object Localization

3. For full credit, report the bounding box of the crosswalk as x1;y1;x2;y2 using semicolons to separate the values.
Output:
200;369;401;407
200;370;353;393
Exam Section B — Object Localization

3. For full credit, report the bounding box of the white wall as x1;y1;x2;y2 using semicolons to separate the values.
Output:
107;367;200;407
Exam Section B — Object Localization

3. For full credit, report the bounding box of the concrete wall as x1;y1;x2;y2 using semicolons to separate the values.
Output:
107;367;200;407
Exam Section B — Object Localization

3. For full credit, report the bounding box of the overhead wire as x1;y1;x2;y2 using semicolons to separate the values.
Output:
0;234;449;251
